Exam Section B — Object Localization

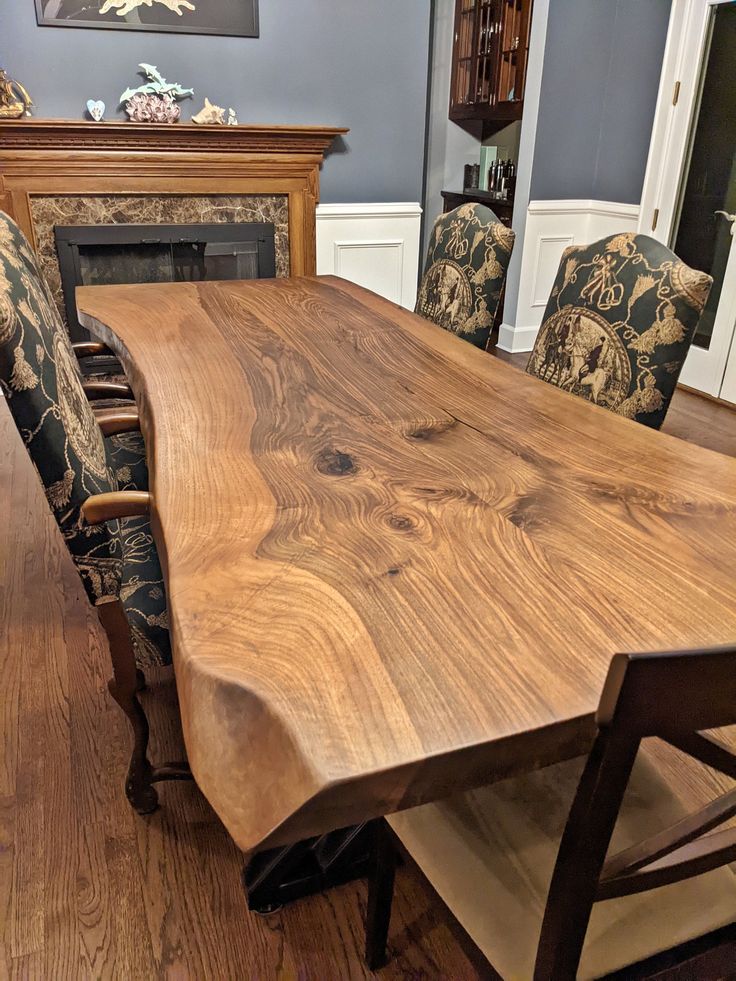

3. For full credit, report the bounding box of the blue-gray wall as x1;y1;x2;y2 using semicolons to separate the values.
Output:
530;0;670;203
0;0;431;204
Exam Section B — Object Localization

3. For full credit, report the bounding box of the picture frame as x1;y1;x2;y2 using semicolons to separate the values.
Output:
34;0;259;38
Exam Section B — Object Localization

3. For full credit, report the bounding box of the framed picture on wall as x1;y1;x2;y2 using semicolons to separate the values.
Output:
35;0;259;37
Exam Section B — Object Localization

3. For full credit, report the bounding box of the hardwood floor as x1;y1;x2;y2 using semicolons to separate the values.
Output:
1;370;734;980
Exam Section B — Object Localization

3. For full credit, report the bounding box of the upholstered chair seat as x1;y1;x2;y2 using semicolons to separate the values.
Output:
416;203;515;350
388;751;736;979
526;233;713;428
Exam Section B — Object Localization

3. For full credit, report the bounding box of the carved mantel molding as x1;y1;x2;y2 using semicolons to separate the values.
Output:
0;118;348;276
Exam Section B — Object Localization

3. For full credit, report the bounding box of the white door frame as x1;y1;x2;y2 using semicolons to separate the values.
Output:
638;0;736;398
638;0;726;244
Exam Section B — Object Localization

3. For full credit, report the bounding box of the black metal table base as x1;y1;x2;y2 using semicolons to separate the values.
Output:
243;822;373;914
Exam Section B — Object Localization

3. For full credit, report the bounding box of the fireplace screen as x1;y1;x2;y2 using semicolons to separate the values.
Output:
55;222;276;341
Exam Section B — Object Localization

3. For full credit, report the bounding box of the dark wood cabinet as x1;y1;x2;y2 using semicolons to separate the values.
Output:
449;0;533;135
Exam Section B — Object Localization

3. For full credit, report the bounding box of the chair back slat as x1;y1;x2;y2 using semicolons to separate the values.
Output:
664;731;736;780
597;647;736;734
601;786;736;881
597;826;736;901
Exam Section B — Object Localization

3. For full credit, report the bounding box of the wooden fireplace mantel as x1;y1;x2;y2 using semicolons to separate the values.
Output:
0;118;348;276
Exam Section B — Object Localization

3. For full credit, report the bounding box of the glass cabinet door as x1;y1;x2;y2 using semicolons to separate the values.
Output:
451;0;479;108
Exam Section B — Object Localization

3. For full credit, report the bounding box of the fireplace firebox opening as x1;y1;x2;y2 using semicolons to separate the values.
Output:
55;221;277;343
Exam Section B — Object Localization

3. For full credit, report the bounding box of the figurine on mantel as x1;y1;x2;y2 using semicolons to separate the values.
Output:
120;63;193;123
191;97;225;125
0;68;33;119
86;99;106;122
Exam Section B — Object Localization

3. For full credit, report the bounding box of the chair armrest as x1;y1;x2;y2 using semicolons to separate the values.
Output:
73;341;114;359
82;491;150;525
81;380;134;400
93;406;141;437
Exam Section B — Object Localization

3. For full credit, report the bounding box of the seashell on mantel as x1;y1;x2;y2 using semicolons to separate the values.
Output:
191;98;226;126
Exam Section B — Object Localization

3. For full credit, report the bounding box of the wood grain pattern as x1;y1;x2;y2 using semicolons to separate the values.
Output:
0;403;480;979
77;276;736;857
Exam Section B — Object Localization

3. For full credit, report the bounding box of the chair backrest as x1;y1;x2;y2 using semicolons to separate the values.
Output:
526;233;712;429
0;209;122;603
415;203;515;350
535;645;736;979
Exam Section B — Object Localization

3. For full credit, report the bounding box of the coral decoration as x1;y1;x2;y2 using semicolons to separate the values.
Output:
120;64;193;124
125;92;181;123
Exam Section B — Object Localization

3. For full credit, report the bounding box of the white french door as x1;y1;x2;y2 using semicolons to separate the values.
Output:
679;214;736;396
639;0;736;401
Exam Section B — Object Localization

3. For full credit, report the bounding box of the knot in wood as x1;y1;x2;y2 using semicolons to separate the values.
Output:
387;513;415;532
315;447;357;477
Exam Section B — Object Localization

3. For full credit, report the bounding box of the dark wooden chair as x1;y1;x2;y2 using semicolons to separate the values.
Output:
0;208;189;813
415;203;514;351
526;233;712;429
365;646;736;979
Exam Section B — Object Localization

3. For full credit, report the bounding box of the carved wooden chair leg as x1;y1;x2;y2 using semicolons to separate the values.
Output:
365;819;397;970
96;597;160;814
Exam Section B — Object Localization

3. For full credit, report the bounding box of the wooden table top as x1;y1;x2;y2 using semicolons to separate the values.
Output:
77;276;736;856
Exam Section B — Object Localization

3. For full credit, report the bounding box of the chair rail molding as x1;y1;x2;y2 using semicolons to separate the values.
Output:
498;198;640;353
316;203;422;310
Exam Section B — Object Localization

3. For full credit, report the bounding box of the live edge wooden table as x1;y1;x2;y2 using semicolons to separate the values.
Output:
77;276;736;858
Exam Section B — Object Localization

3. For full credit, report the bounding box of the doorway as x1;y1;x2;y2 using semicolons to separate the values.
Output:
640;0;736;402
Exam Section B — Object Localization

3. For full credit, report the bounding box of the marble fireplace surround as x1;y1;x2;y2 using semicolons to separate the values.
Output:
32;194;290;325
0;118;347;327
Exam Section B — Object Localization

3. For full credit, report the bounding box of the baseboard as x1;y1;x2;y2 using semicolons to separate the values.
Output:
497;322;538;354
316;203;422;310
500;198;640;352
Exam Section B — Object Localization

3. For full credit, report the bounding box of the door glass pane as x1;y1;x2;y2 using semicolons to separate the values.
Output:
672;3;736;350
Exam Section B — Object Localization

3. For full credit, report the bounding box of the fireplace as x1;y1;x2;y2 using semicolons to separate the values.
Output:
55;221;276;342
0;120;348;347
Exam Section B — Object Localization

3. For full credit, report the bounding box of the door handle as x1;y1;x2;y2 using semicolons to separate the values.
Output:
714;211;736;236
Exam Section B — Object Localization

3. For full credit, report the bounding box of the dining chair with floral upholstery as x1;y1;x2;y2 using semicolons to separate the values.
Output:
415;203;515;350
0;208;188;812
526;233;713;429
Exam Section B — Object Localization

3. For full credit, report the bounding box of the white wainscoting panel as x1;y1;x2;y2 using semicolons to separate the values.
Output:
316;203;422;310
498;199;640;353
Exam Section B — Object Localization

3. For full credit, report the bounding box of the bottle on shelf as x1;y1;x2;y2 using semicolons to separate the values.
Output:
506;160;517;199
